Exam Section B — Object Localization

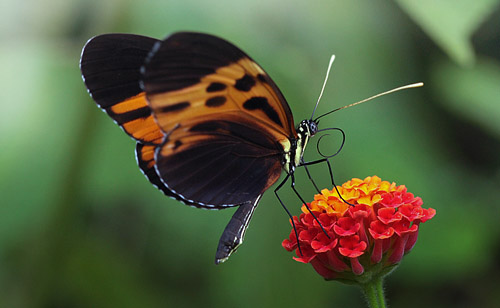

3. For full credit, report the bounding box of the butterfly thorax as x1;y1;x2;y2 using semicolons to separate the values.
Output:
283;119;319;174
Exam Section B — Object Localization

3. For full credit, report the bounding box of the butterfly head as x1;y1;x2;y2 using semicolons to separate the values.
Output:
284;119;319;174
299;119;319;137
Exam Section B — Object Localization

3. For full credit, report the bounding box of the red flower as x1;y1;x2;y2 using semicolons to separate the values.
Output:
282;176;436;281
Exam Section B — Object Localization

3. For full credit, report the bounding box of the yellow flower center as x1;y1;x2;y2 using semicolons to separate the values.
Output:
301;176;398;218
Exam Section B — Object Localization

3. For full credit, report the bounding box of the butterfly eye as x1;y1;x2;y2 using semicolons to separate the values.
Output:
309;121;319;135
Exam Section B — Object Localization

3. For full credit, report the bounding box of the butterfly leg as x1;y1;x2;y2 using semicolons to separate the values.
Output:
300;157;321;194
289;172;330;238
299;158;354;206
274;173;303;256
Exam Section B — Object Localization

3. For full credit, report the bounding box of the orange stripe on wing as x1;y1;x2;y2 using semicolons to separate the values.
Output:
122;116;164;144
111;92;148;113
108;92;164;144
138;144;157;169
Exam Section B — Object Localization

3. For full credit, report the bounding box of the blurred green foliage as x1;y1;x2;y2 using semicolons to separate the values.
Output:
1;0;500;307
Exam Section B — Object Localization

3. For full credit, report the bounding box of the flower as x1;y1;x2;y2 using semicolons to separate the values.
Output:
282;176;435;281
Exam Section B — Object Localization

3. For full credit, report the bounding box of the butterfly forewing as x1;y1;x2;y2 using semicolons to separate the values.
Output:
142;32;296;141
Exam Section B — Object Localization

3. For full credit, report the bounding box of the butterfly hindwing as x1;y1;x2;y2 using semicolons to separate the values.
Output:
136;143;208;207
154;115;283;207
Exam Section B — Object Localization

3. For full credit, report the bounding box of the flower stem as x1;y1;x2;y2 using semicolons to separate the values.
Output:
361;276;387;308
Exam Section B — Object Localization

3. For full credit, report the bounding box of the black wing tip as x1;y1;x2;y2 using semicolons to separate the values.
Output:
80;33;160;110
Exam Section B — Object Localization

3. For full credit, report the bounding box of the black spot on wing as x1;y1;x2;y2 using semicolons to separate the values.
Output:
234;74;255;92
205;96;227;107
173;140;182;150
158;102;190;113
257;74;267;83
207;82;227;92
243;97;282;126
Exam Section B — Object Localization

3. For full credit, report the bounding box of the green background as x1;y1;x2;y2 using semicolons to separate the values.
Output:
2;0;500;307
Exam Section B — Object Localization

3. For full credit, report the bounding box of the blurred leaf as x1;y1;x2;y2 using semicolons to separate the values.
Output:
395;0;500;66
63;236;162;308
431;57;500;139
2;0;500;307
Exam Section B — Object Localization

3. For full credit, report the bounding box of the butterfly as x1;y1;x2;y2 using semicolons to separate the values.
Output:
80;32;422;264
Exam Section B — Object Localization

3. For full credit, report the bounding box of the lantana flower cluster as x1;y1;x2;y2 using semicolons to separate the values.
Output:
282;176;435;281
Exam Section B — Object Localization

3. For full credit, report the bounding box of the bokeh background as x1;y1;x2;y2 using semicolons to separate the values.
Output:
2;0;500;307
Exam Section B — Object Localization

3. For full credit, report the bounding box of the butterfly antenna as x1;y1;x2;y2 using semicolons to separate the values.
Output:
310;55;336;121
314;82;424;122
